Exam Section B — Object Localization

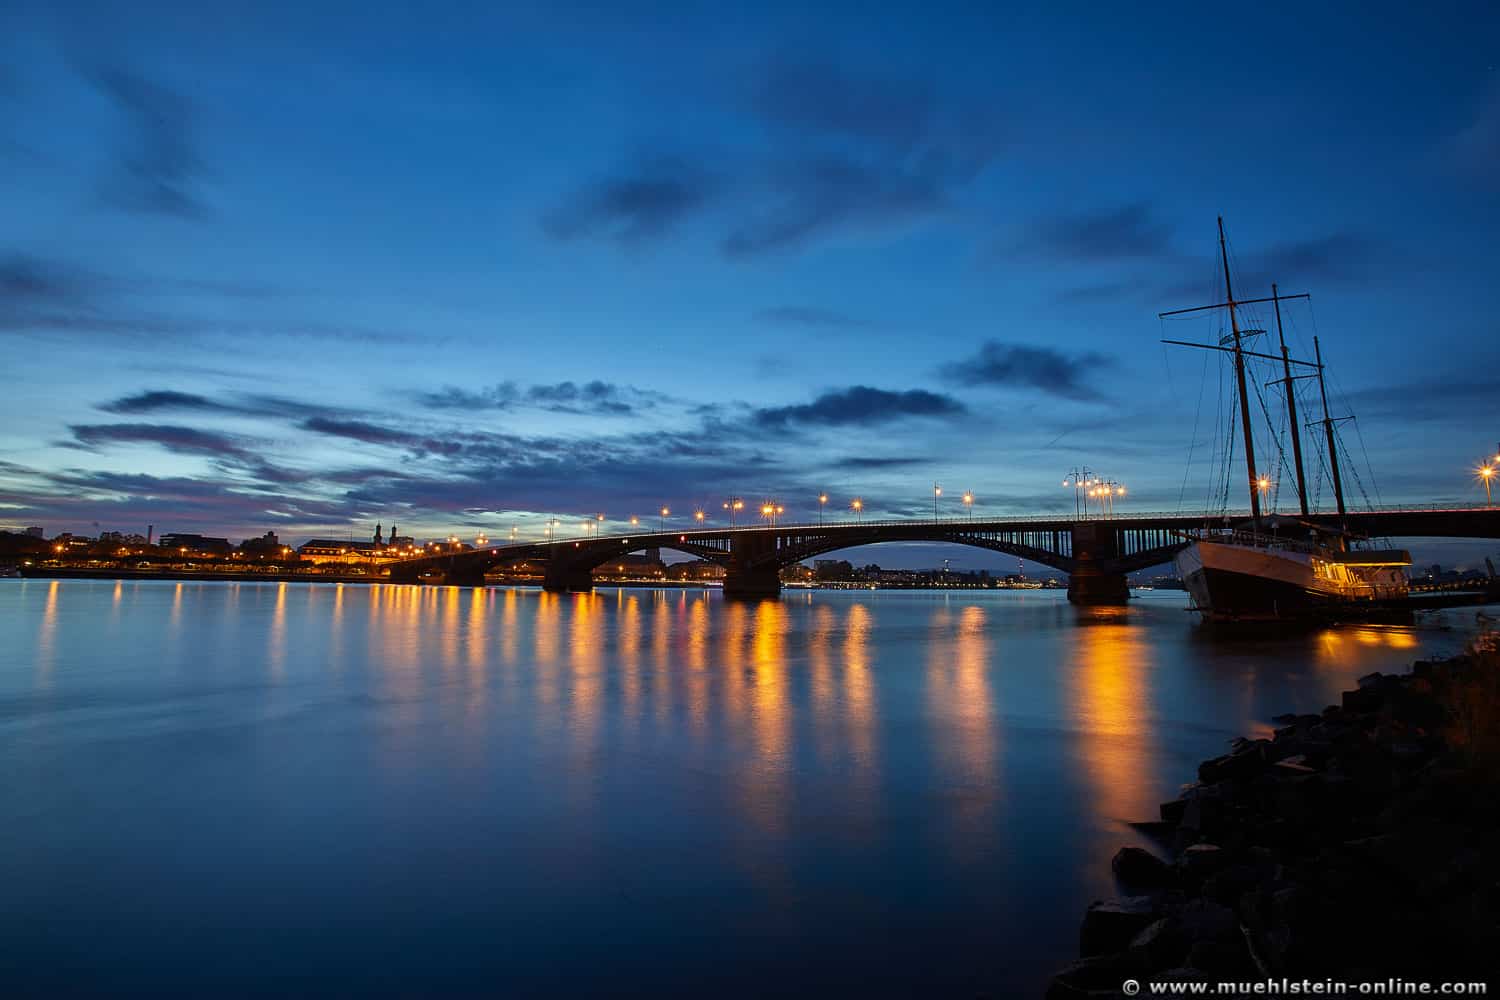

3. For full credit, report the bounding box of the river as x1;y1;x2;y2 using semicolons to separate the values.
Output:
0;579;1482;996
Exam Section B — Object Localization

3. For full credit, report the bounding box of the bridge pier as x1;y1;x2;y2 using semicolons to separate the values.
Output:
723;532;781;600
542;561;594;593
446;562;489;588
1066;522;1130;606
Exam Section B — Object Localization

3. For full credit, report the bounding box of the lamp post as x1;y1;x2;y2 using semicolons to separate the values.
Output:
933;482;942;521
1481;465;1495;507
694;509;706;526
509;525;518;544
1063;468;1095;519
851;497;864;523
962;490;974;521
818;492;828;526
630;516;640;529
723;497;744;525
659;506;670;531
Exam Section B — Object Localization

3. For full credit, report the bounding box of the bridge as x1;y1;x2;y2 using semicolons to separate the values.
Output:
385;506;1500;604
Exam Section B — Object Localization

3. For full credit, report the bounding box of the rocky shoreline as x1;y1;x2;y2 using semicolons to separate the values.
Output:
1047;634;1500;998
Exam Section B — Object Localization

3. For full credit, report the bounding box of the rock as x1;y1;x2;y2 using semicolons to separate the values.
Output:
1176;898;1237;943
1175;843;1226;879
1045;953;1145;999
1128;918;1186;970
1112;846;1174;888
1187;938;1254;976
1160;798;1188;826
1080;896;1159;957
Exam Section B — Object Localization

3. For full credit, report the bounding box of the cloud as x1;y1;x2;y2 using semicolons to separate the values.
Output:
1446;83;1500;187
298;417;465;456
542;157;719;244
544;56;1001;257
67;422;253;459
1016;202;1173;261
723;155;947;256
415;380;664;416
98;388;354;422
752;305;874;329
89;67;207;219
939;341;1112;401
753;385;965;429
1166;231;1381;299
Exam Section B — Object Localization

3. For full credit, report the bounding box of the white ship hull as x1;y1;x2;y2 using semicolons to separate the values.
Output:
1174;539;1409;622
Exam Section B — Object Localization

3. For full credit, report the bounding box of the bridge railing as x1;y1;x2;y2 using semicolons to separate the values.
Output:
392;501;1496;561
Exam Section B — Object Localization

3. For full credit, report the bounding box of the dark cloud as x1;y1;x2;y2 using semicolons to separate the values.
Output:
1166;231;1382;299
830;455;928;470
1017;202;1173;261
90;67;206;218
753;385;965;429
544;57;999;257
542;157;719;244
752;305;874;330
67;422;253;459
723;155;947;256
939;341;1112;401
416;380;662;416
99;390;233;415
99;388;353;422
298;417;465;456
1446;83;1500;187
0;253;97;309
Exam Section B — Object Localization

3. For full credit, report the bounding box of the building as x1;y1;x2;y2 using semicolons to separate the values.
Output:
159;533;233;556
297;539;381;564
239;532;286;557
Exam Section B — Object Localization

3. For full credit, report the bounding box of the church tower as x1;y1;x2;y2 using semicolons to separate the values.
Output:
374;523;384;545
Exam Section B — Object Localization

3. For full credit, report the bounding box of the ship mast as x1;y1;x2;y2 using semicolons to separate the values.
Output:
1272;283;1310;516
1217;217;1262;529
1158;221;1318;530
1313;335;1347;521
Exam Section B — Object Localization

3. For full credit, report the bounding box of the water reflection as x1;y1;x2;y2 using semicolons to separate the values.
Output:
925;603;995;859
1068;608;1156;828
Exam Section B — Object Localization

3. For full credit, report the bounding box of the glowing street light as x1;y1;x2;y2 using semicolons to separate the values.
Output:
659;506;670;530
723;496;744;525
818;492;828;526
1063;467;1095;519
630;515;640;528
694;509;706;525
850;497;864;522
962;490;974;521
1480;464;1495;506
932;482;942;521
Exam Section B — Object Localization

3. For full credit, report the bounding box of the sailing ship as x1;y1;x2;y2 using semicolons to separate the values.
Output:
1164;219;1411;622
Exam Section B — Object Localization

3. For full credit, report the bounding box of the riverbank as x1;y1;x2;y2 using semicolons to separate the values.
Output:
1048;632;1500;996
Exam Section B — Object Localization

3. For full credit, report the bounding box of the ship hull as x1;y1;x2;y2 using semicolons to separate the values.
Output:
1174;540;1406;622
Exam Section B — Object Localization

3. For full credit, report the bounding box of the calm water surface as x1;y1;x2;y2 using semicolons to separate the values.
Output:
0;580;1481;997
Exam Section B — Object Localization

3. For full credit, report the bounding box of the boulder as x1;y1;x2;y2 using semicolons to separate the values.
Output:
1080;896;1160;957
1128;917;1186;970
1175;843;1227;879
1175;898;1237;943
1044;953;1145;999
1112;846;1174;888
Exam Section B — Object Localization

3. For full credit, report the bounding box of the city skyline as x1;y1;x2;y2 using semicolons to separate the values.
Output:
3;3;1498;569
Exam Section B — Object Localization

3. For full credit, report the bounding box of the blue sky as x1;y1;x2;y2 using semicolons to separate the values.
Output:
2;2;1497;567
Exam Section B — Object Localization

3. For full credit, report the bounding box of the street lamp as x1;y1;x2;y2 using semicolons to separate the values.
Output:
1480;465;1495;506
723;497;744;525
851;497;864;522
630;515;640;528
933;482;942;521
962;490;974;521
818;492;828;526
509;525;518;544
660;506;670;530
694;509;706;525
